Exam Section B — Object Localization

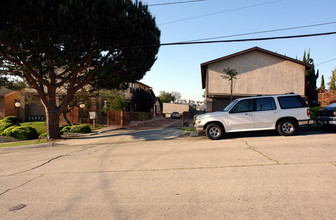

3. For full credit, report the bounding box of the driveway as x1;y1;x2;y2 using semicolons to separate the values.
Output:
0;128;335;219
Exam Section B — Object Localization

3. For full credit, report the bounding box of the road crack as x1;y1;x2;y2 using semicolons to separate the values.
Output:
0;174;45;196
9;155;66;176
240;140;280;165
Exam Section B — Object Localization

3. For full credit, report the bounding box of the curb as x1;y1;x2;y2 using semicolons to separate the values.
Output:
0;141;65;152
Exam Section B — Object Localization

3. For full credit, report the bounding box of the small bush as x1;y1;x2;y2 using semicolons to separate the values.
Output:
61;126;72;134
2;126;39;140
0;122;15;133
1;116;18;125
70;125;91;134
39;133;47;139
21;121;46;135
193;114;202;125
310;106;321;120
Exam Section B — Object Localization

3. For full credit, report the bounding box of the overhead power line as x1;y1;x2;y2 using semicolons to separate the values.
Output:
160;31;336;46
148;0;207;7
182;21;336;42
316;58;336;66
124;31;336;48
159;0;282;25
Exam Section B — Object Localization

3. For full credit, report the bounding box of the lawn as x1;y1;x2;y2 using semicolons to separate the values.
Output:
20;121;47;135
0;139;47;148
20;121;105;135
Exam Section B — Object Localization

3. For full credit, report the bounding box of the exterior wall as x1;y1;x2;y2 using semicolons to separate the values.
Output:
206;51;306;97
125;82;152;100
212;98;231;112
153;99;161;115
163;103;190;117
4;92;20;118
0;96;4;119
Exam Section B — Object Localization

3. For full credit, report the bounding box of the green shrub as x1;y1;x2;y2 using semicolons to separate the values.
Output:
2;126;39;140
39;133;47;139
69;125;91;134
0;122;15;133
310;106;321;120
21;121;46;135
193;114;202;125
61;126;72;134
1;116;18;125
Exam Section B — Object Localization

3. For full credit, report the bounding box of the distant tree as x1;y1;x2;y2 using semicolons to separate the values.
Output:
0;0;160;140
221;67;238;102
328;68;336;91
171;91;182;101
0;77;25;91
158;91;176;103
302;50;319;106
100;90;128;112
319;75;326;93
131;88;155;112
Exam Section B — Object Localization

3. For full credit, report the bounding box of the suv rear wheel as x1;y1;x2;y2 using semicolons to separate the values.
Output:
206;123;223;140
277;119;297;136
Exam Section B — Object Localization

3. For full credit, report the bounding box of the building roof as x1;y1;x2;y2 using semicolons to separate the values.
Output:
200;47;313;89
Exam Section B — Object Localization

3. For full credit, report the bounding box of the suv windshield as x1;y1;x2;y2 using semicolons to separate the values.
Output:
223;99;239;112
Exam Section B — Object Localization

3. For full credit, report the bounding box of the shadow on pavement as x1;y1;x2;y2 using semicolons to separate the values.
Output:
219;126;336;140
71;128;187;142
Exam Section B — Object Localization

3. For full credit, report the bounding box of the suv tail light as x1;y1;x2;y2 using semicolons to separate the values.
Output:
307;109;311;116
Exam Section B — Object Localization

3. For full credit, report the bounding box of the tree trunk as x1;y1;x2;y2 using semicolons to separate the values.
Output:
45;107;61;140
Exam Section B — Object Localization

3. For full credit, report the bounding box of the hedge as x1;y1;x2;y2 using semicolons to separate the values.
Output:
1;116;18;125
0;122;15;133
61;125;91;134
1;126;39;140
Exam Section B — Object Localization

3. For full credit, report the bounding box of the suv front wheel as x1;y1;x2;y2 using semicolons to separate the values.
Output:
206;123;224;140
277;119;297;136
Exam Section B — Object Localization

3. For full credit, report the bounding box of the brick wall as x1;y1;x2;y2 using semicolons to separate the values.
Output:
318;91;336;106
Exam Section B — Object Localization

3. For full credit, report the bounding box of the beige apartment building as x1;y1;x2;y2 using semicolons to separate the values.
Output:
201;47;313;112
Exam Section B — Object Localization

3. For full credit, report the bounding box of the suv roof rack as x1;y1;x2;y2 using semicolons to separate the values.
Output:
285;92;295;94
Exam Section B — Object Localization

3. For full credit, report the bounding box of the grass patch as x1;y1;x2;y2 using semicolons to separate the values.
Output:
20;121;47;135
90;125;106;131
179;127;196;132
0;139;48;148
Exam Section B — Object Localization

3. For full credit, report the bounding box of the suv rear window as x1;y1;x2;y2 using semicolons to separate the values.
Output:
277;95;307;109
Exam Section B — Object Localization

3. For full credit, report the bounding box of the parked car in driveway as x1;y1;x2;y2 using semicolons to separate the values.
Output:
316;102;336;127
195;93;311;140
171;112;181;118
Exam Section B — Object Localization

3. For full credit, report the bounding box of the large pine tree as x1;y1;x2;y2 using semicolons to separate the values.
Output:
0;0;160;139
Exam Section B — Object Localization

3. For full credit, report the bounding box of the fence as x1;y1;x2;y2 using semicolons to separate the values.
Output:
107;110;153;128
59;108;188;130
318;91;336;106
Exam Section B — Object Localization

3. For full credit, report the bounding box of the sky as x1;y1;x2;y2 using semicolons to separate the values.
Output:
138;0;336;102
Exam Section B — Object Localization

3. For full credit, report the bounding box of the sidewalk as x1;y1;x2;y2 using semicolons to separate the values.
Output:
62;127;189;146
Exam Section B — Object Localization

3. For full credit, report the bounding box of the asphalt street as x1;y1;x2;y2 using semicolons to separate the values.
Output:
0;127;335;219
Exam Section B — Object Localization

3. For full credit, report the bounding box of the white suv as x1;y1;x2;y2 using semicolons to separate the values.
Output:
195;94;311;140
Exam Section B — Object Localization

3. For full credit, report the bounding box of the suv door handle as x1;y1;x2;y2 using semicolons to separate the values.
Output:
244;113;252;117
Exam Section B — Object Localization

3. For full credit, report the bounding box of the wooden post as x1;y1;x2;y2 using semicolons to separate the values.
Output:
107;111;110;126
120;110;124;128
182;112;184;127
